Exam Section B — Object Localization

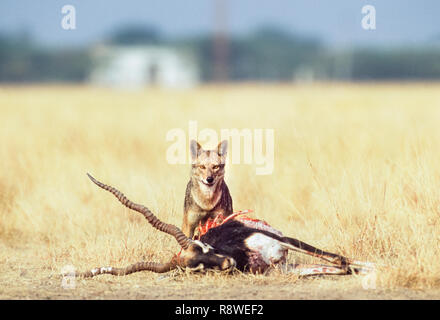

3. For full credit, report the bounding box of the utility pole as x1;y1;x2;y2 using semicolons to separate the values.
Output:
213;0;229;82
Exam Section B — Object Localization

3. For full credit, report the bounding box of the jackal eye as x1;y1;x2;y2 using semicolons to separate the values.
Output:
213;165;219;170
199;165;206;169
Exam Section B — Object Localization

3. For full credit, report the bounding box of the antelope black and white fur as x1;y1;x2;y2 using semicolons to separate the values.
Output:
74;175;373;278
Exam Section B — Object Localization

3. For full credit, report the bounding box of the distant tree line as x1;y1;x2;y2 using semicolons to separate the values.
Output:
0;26;439;83
0;33;90;82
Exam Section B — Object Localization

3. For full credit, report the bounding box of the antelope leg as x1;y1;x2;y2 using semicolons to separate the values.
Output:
283;263;350;276
278;236;375;272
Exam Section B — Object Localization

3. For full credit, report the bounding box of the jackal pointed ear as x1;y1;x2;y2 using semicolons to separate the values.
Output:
217;140;228;156
190;140;202;160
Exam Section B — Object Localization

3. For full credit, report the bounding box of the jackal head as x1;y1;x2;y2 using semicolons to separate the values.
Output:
190;140;227;187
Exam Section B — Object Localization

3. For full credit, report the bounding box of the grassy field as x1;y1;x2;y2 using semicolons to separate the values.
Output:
1;83;440;299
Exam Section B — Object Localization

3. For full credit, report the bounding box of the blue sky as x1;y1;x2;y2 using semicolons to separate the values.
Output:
0;0;439;48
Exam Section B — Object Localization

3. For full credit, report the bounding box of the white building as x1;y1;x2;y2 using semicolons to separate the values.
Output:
89;45;200;89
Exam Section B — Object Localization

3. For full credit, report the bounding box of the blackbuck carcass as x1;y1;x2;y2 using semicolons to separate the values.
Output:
74;174;374;278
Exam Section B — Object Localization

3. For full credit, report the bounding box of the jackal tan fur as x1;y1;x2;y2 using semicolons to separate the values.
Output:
182;140;233;238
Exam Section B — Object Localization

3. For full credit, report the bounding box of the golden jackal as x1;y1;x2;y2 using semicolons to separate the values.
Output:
182;140;233;238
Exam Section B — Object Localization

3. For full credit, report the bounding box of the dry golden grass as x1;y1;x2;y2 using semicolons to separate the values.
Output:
1;83;440;298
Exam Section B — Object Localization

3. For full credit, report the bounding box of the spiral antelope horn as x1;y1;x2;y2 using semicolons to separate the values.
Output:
75;259;178;278
86;173;192;250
